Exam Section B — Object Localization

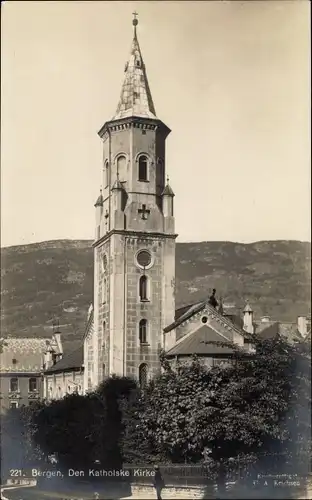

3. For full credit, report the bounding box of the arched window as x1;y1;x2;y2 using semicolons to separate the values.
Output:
117;155;126;180
139;275;148;301
10;378;18;392
138;156;148;181
29;378;37;392
105;162;109;187
139;363;148;389
102;278;107;304
139;319;148;344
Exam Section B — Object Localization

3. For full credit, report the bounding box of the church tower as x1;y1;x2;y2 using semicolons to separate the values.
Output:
93;14;176;385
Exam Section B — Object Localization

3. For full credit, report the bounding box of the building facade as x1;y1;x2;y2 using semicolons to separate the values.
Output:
0;335;62;413
44;347;84;401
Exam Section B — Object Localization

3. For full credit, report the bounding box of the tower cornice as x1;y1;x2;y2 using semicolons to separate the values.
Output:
98;116;171;140
93;229;178;248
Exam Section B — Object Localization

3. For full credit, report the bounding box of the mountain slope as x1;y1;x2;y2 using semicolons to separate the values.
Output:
1;240;310;350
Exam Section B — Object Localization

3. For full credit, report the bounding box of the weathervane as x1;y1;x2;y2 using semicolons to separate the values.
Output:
132;11;138;37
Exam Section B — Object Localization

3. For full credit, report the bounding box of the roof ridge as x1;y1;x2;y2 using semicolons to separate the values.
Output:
3;336;52;339
205;301;247;337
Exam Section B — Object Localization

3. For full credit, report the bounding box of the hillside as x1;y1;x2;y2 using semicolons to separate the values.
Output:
1;239;310;352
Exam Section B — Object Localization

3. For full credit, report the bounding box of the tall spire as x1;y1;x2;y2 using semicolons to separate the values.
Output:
112;13;157;121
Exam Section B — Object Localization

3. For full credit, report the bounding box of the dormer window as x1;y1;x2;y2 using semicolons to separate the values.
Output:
138;156;148;181
136;60;141;67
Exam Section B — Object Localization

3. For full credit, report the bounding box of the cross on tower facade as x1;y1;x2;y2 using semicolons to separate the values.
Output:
138;204;150;220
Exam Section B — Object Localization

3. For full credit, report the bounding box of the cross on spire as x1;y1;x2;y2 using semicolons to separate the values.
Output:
138;204;150;220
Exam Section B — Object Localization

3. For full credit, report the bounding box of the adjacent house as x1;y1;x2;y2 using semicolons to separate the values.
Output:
0;333;63;412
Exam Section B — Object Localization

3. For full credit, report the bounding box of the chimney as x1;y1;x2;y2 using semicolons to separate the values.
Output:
261;316;270;323
44;347;53;370
297;316;307;337
243;301;254;334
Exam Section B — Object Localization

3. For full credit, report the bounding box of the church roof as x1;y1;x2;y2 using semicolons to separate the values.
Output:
165;299;247;338
82;306;94;342
112;16;157;121
224;314;244;330
166;325;237;357
0;337;57;373
165;301;207;333
45;346;83;374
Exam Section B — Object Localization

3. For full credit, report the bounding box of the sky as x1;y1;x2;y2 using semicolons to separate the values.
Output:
1;0;310;248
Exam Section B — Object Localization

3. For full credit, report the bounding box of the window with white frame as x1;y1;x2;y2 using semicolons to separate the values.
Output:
139;275;148;301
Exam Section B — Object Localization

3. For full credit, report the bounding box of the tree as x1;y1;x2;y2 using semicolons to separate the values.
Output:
32;392;106;471
96;375;138;469
139;336;311;494
30;375;139;472
1;403;45;478
120;385;166;465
